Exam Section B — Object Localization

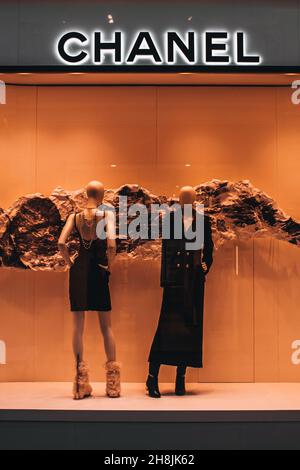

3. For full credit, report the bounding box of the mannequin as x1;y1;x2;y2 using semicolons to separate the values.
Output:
147;186;214;398
58;181;120;400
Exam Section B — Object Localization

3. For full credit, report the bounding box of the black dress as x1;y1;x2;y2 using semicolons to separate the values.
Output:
148;212;214;368
69;213;111;312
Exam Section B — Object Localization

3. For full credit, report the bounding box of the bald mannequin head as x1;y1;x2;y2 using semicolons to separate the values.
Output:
86;180;104;206
179;186;197;206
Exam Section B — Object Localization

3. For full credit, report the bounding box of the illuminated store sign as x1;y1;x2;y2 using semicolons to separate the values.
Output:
56;31;262;66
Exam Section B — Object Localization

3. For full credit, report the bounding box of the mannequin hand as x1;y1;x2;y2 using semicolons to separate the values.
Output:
107;261;113;274
107;246;116;273
98;263;111;274
201;261;208;274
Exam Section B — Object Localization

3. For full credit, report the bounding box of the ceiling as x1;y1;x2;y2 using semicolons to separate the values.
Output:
0;72;298;86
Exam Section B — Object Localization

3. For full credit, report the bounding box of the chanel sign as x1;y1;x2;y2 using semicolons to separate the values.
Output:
56;30;262;66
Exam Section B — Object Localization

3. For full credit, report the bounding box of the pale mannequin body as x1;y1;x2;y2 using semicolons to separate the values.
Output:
58;181;117;364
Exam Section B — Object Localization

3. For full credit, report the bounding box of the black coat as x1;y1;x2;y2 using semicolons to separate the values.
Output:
148;210;214;368
160;212;214;287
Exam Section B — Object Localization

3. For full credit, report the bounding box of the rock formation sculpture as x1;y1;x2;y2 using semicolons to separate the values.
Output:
0;180;299;271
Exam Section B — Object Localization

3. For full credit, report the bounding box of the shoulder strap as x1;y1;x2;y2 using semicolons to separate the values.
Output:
73;212;80;235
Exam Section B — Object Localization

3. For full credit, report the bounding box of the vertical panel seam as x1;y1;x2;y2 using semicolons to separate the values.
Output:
253;239;255;383
155;86;158;168
275;87;280;383
33;86;38;380
34;86;38;192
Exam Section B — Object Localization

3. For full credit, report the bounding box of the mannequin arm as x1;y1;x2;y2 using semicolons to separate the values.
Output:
58;214;75;268
202;215;214;274
105;210;117;269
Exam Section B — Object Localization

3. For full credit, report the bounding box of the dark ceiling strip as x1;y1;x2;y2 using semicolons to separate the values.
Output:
2;83;294;88
0;65;300;73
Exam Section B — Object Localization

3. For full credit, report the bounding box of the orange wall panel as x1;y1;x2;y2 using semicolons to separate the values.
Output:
35;87;158;195
199;241;254;383
0;86;37;207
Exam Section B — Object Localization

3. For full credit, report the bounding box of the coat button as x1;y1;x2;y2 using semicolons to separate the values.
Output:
186;264;189;268
177;264;180;268
187;252;190;256
177;251;181;255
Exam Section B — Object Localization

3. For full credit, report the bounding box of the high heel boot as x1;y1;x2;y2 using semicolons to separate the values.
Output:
105;361;121;398
175;374;186;396
73;357;93;400
146;374;161;398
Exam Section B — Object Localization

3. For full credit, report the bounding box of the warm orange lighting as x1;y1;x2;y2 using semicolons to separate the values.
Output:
110;164;117;168
185;163;191;167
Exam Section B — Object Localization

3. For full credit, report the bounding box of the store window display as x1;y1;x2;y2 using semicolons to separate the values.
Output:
57;183;214;400
1;0;300;451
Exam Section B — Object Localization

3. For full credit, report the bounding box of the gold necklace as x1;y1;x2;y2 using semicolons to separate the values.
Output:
83;209;95;227
82;238;93;250
81;211;96;250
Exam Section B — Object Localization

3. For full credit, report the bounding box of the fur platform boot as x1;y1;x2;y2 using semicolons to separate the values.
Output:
105;361;121;398
73;358;93;400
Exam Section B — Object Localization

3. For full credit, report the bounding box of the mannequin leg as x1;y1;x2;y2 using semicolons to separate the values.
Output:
149;362;161;378
98;311;120;398
175;365;187;396
176;365;187;377
97;311;116;362
71;311;92;400
72;311;85;362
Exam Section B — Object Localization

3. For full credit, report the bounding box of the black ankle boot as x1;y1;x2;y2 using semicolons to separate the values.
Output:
175;374;186;396
146;375;161;398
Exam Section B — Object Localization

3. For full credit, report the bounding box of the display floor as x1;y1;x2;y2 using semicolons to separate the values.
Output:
0;382;300;411
1;382;300;449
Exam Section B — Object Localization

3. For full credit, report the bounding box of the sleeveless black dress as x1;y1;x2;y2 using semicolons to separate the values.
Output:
69;213;112;312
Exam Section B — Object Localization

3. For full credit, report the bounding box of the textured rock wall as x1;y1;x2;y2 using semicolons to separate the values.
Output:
195;180;300;248
0;180;299;271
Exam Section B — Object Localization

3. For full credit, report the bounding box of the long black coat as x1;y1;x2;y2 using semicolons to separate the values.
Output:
160;213;214;287
148;210;214;368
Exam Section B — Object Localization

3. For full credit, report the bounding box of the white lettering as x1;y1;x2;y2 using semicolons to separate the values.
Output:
291;80;300;105
0;340;6;365
291;340;300;365
0;80;6;104
56;30;262;66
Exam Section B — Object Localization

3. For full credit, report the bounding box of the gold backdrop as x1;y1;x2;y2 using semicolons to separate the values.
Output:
0;85;300;383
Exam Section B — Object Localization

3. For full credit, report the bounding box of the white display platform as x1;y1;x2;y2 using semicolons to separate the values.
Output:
1;382;300;412
1;382;300;449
